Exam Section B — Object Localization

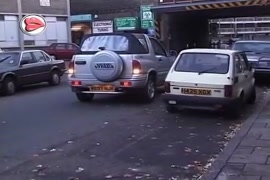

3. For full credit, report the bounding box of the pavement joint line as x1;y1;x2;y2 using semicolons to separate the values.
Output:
201;91;270;180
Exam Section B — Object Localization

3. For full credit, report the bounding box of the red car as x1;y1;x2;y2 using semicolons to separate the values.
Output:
44;43;80;60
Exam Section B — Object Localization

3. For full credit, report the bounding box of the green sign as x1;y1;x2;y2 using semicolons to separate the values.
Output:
114;17;138;31
140;5;154;29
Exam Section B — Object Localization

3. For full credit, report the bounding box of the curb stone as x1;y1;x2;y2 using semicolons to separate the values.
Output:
200;91;270;180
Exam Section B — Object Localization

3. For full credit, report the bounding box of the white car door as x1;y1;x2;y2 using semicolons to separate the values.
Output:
238;53;253;96
233;53;247;98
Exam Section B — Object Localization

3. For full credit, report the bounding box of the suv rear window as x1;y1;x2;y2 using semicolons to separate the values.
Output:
81;35;128;52
175;53;229;74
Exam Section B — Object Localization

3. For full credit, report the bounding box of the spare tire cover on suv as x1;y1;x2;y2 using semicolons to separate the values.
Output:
90;50;124;82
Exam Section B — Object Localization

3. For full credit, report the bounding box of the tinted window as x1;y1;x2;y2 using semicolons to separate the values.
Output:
149;38;166;56
175;53;229;74
0;52;20;66
33;51;46;62
233;42;270;53
22;52;37;63
81;35;128;51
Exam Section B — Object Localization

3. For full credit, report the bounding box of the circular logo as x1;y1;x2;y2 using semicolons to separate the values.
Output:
19;15;46;36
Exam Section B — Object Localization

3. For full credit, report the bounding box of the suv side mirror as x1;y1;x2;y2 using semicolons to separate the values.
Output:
169;50;177;56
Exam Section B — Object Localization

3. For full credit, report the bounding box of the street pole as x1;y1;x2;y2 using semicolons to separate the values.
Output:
17;0;24;50
66;0;72;43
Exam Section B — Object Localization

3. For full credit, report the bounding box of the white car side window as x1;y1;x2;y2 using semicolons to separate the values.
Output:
234;55;243;74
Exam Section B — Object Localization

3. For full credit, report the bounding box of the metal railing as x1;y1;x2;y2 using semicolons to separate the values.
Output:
219;28;235;33
236;28;256;32
256;27;270;32
235;17;255;21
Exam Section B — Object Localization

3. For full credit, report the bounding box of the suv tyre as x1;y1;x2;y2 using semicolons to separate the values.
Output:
142;76;156;103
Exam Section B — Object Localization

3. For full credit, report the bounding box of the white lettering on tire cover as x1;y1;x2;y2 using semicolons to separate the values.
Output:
90;50;124;82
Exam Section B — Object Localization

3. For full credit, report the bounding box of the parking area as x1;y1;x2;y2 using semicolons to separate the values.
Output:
0;76;269;179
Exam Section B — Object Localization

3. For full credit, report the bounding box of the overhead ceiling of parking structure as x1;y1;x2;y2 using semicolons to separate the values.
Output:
152;0;270;18
70;0;141;15
167;6;270;19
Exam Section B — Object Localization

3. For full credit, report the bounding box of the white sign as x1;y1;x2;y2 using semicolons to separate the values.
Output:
92;20;113;34
40;0;50;6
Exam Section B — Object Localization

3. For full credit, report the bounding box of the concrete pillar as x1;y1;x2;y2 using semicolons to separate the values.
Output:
17;0;24;50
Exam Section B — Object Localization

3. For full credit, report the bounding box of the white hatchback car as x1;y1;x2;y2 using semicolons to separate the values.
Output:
162;49;256;118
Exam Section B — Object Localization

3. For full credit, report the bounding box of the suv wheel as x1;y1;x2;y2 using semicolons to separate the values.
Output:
142;76;156;102
247;86;256;104
76;93;94;102
3;77;16;96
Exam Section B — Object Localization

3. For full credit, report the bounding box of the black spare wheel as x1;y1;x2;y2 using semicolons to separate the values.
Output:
90;50;124;82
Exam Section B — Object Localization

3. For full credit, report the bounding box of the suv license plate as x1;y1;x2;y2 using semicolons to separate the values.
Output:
90;85;115;92
181;88;211;95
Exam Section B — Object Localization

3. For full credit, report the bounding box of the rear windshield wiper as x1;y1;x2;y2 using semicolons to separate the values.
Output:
198;66;218;75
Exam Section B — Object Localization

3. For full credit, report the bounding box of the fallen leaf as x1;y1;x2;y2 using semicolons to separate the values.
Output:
128;168;140;172
184;147;192;152
2;121;6;124
151;137;157;140
135;176;143;179
168;145;173;148
96;142;100;146
50;148;56;152
105;175;112;179
75;167;84;173
33;154;39;157
68;141;74;144
124;174;132;177
104;122;109;125
90;155;96;158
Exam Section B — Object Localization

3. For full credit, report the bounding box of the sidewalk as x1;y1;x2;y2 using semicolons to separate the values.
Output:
202;92;270;180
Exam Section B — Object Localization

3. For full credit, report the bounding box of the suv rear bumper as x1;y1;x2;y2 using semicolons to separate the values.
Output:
69;76;147;94
162;94;238;109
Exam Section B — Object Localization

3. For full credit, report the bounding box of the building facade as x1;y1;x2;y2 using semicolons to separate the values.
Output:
210;16;270;41
0;0;70;50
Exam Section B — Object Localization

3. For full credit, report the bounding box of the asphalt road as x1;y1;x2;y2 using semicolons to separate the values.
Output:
0;76;268;180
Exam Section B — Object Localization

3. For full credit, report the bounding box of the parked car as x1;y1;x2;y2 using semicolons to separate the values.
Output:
162;49;256;118
232;40;270;75
0;50;66;96
68;32;177;102
44;43;80;60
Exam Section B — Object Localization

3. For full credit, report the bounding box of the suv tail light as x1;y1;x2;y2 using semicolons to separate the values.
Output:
164;81;171;93
132;60;141;74
224;85;233;97
68;58;75;74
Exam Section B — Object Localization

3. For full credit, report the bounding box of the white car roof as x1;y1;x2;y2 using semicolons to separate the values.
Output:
180;48;238;55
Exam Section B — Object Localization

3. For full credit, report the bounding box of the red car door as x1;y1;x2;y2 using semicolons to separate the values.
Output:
54;43;67;60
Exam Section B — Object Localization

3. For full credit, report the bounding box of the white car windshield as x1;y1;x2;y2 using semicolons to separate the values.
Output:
175;53;230;74
81;35;129;52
